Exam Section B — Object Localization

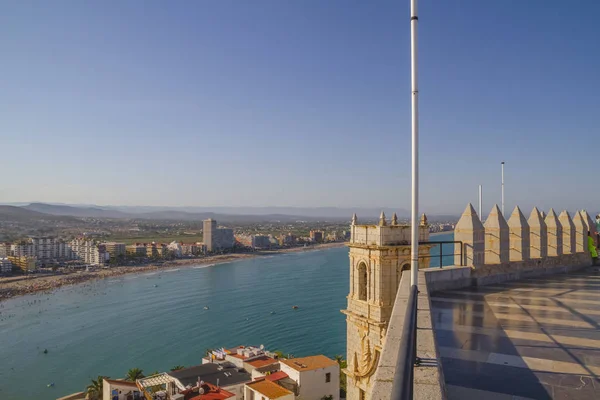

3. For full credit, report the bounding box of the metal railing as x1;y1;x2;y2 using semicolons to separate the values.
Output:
419;240;464;268
390;284;419;400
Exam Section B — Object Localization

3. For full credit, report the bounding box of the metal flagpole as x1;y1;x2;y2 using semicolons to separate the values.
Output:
410;0;419;287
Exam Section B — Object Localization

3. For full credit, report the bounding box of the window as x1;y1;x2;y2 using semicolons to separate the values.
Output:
326;372;331;382
357;262;367;301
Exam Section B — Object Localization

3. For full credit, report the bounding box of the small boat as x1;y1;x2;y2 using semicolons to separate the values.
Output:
270;311;276;315
47;383;54;387
203;306;210;310
292;306;299;309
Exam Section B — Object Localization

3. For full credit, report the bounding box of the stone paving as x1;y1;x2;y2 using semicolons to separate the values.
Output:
431;268;600;399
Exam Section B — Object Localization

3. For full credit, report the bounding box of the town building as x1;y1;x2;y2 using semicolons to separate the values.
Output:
8;256;37;272
168;362;252;399
101;242;126;258
203;219;234;252
0;258;13;274
181;243;199;255
279;355;340;400
126;244;147;257
309;230;324;243
236;235;272;249
102;378;142;400
244;379;294;400
70;239;109;265
11;241;34;258
146;242;168;258
168;241;183;257
0;243;10;257
278;233;296;247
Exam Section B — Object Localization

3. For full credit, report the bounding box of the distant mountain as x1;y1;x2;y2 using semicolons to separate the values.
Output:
23;203;130;219
109;205;410;219
17;203;338;222
0;205;73;222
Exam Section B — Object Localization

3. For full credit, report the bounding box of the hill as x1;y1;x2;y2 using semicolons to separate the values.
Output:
0;205;72;222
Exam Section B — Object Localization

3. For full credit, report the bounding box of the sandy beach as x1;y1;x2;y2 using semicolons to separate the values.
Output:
0;242;347;302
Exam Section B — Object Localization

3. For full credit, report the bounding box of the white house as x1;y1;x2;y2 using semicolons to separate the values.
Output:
167;241;183;257
102;378;142;400
279;355;339;400
245;379;294;400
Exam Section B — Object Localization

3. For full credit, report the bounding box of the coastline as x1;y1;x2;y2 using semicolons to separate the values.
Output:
0;242;347;302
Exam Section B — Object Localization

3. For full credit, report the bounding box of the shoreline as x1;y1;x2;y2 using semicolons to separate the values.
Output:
0;242;346;302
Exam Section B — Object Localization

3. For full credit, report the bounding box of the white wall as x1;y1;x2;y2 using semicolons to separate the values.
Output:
102;380;141;400
245;386;294;400
279;364;339;400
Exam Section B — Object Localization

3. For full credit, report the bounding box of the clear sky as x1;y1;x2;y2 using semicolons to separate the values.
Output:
1;1;599;215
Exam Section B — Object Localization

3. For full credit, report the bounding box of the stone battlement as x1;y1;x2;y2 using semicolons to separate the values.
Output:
454;203;596;269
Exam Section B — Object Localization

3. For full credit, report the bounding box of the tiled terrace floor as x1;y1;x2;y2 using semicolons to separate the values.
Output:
431;267;600;400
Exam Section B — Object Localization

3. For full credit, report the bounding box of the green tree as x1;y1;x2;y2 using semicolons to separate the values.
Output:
274;350;285;359
85;376;108;400
170;365;185;371
334;355;347;398
125;368;145;381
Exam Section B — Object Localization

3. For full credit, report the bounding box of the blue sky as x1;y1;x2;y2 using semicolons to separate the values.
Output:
1;1;599;215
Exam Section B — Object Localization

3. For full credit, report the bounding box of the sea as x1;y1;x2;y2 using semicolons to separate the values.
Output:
0;233;453;399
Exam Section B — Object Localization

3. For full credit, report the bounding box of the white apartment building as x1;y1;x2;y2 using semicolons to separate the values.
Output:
279;355;340;400
11;242;35;258
70;239;109;265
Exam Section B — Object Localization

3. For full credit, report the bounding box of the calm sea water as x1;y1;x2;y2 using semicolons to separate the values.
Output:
0;233;452;400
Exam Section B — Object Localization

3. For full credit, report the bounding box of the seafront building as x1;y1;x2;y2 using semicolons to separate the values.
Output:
0;257;13;273
101;242;126;258
8;255;37;272
203;219;234;252
70;238;109;265
309;230;324;243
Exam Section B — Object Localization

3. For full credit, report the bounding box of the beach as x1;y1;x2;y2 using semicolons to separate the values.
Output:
0;242;346;302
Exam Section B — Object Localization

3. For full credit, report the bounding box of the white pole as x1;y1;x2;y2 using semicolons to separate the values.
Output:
478;185;482;218
410;0;419;287
501;162;505;215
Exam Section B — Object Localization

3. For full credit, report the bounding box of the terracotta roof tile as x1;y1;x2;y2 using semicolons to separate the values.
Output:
247;379;293;399
280;355;338;372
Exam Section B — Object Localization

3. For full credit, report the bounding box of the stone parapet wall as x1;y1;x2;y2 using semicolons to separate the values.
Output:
454;203;594;270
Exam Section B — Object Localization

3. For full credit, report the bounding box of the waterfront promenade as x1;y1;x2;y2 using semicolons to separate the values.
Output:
432;267;600;399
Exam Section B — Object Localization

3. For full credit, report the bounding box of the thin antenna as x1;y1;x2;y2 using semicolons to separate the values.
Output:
479;185;482;218
410;0;420;287
501;162;505;215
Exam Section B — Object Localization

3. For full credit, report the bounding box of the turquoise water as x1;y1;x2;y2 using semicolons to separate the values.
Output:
0;234;452;400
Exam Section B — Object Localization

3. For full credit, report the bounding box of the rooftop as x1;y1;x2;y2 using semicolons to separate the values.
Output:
245;356;277;368
168;362;252;388
103;378;138;388
183;383;235;400
246;379;293;399
280;355;338;372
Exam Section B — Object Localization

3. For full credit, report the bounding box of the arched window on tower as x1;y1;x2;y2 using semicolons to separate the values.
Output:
357;262;368;301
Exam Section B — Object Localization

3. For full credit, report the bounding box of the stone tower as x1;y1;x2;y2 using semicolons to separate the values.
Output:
343;213;430;400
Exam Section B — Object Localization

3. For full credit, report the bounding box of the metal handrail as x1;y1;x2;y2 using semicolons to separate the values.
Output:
390;284;419;400
419;240;464;267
